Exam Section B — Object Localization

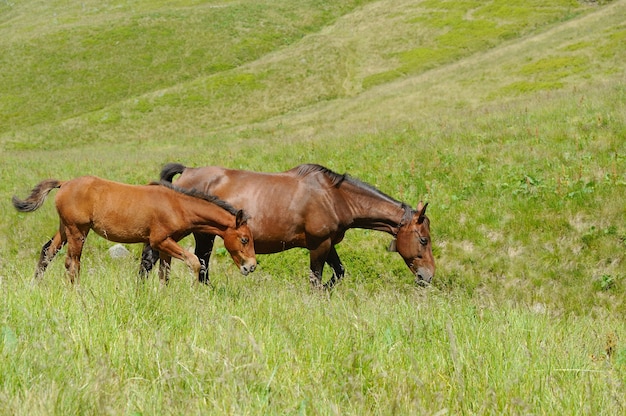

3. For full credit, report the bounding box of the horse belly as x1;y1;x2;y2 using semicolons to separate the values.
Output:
244;217;303;251
252;240;301;254
250;223;308;253
90;209;152;244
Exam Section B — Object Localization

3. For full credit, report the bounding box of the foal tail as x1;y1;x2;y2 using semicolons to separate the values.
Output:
12;179;63;212
160;163;187;183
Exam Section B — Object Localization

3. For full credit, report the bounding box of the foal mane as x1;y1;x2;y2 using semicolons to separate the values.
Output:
150;180;244;218
295;164;405;206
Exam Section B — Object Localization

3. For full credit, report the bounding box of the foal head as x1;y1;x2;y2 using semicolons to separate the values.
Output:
394;202;435;286
222;210;257;276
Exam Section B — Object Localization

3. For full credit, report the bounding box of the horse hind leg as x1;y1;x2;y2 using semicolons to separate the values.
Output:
63;225;89;284
35;231;66;279
139;243;160;279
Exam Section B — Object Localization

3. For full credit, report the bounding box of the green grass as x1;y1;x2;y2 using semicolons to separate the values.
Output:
0;0;372;133
2;266;625;414
1;0;626;414
363;0;588;88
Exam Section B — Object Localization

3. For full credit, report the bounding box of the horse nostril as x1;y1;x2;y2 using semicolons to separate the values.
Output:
241;262;257;275
416;270;433;286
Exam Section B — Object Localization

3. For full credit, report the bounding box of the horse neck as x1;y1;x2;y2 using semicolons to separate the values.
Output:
340;185;407;235
181;197;233;236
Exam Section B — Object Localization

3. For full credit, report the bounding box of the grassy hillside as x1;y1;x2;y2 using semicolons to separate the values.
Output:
1;0;625;414
2;0;618;147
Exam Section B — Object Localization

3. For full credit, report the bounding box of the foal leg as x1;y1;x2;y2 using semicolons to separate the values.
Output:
35;230;66;279
158;253;172;285
64;226;89;284
154;238;202;284
193;232;216;285
323;246;346;290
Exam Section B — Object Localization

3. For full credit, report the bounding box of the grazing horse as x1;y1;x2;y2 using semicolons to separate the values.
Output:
141;163;435;288
12;176;256;284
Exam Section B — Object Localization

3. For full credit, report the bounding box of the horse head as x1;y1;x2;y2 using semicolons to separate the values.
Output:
222;210;257;276
392;202;435;286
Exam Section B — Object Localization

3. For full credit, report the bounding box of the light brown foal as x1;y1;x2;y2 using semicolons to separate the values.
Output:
13;176;256;284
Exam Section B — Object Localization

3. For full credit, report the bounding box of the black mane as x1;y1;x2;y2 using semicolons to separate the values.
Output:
294;164;406;209
295;164;347;187
150;180;244;218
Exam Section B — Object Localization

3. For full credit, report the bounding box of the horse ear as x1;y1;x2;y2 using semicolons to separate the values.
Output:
416;201;428;224
235;210;246;228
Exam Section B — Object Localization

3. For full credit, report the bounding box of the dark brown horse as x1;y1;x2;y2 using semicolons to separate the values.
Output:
141;163;434;288
13;176;256;284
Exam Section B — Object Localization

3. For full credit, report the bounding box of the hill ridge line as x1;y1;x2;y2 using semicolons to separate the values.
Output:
7;1;621;140
338;0;625;104
231;0;625;137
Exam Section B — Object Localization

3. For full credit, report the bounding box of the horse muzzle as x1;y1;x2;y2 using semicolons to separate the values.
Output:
415;266;434;287
240;262;257;276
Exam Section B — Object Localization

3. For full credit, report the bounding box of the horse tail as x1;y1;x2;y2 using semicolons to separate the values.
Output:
160;163;186;183
12;179;63;212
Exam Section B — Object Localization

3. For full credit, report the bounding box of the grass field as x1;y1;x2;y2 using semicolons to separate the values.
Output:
1;0;625;414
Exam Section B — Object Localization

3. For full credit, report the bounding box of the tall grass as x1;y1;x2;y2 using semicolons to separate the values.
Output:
2;262;625;414
1;0;625;414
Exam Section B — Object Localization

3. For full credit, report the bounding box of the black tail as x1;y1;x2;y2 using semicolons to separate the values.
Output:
160;163;186;183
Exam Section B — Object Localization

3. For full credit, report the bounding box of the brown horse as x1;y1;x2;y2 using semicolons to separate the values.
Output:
12;176;256;284
141;163;434;288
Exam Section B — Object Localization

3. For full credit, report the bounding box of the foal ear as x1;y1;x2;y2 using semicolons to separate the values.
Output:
235;210;247;228
416;201;428;224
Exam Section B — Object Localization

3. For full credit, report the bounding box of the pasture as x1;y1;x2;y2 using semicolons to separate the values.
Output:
1;0;625;414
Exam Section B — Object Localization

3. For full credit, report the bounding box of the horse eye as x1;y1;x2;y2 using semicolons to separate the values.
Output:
419;237;428;246
241;237;249;245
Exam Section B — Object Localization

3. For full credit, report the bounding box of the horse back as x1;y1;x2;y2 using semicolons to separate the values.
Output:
54;177;173;241
172;166;350;250
174;166;336;215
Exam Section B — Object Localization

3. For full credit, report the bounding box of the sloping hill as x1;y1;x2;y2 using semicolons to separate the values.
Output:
1;3;625;413
253;0;626;140
2;0;623;149
0;0;372;137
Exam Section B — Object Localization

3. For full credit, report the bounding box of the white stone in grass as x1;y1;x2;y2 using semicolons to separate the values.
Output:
108;244;130;259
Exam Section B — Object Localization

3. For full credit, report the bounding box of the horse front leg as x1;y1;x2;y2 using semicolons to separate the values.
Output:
139;243;160;279
158;253;172;285
35;231;66;279
308;240;331;289
193;232;216;285
154;238;202;285
323;245;346;290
